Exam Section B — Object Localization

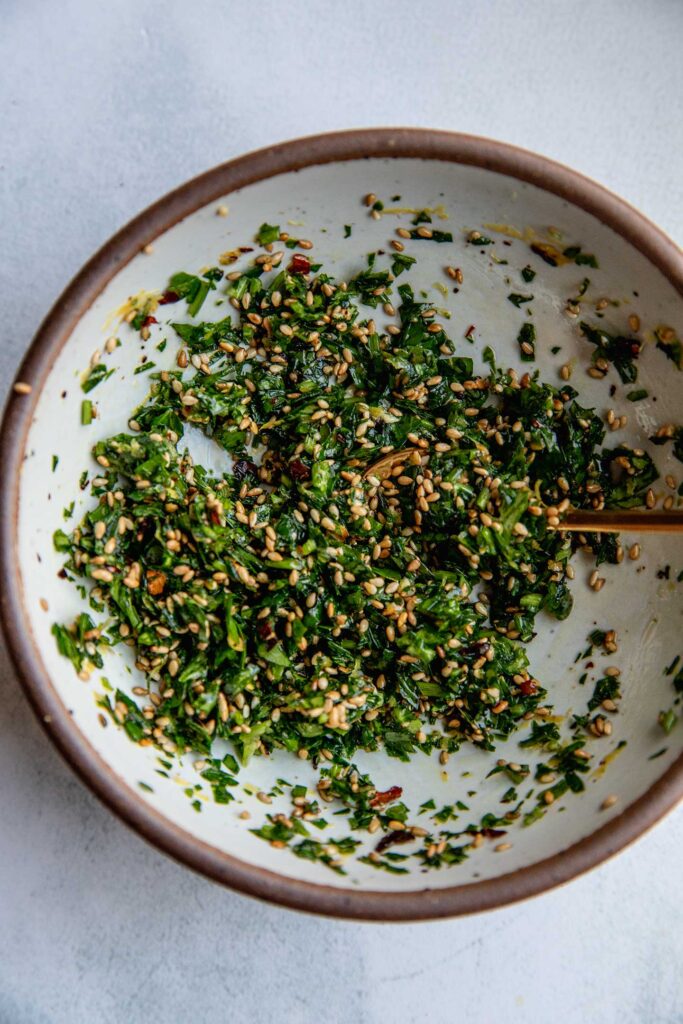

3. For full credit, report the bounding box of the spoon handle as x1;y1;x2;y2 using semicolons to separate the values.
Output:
557;510;683;534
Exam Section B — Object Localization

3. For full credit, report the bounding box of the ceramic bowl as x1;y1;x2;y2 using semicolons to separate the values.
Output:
2;130;682;920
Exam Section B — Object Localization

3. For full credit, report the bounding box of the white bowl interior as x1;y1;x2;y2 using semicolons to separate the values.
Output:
18;157;683;892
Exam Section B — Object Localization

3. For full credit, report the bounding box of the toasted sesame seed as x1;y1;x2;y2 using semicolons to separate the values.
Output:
13;381;32;395
142;243;154;255
601;794;618;810
216;205;229;217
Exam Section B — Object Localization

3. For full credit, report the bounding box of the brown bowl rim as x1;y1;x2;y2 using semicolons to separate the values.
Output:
1;128;682;921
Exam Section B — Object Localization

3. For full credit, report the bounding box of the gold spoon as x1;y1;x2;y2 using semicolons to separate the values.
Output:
363;449;683;533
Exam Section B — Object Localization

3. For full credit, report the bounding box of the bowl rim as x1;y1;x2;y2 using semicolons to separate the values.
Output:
1;127;682;921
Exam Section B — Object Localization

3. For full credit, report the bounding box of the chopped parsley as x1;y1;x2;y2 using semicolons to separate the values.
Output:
52;227;668;876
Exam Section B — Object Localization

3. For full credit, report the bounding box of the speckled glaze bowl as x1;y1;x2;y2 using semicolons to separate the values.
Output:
2;130;682;920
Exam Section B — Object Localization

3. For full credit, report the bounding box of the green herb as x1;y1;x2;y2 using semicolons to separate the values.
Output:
588;676;621;711
52;455;59;472
580;321;641;383
508;293;534;308
410;229;453;243
52;613;108;673
659;709;678;734
82;364;114;393
517;322;536;361
654;327;682;369
134;361;156;374
53;529;72;552
521;266;536;283
626;389;648;402
562;245;599;268
391;252;416;277
664;655;681;677
81;400;93;425
166;268;223;318
344;225;352;238
256;223;280;246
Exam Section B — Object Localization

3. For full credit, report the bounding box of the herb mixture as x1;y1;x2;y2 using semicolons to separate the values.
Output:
51;209;682;874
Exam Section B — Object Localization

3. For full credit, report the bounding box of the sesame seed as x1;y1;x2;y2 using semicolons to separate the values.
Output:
13;381;32;395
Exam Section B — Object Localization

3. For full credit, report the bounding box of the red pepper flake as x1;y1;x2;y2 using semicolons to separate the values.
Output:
146;569;166;596
375;829;414;854
465;324;476;342
289;458;311;481
478;827;508;839
289;254;311;275
158;291;180;305
369;785;403;808
519;679;537;696
142;315;158;328
233;459;258;481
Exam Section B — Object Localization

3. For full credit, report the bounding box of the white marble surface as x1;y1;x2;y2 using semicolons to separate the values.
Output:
1;1;682;1021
